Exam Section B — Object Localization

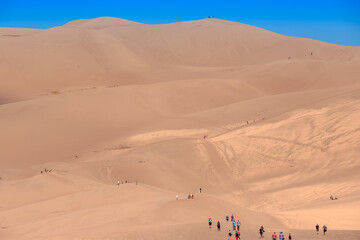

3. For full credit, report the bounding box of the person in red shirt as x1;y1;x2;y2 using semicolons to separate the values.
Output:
235;231;240;240
272;232;277;240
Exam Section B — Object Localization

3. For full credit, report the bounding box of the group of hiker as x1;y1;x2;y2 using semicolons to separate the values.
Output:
271;231;292;240
208;214;241;240
316;224;328;235
176;188;202;200
329;195;338;200
116;179;137;185
207;215;329;239
40;168;52;174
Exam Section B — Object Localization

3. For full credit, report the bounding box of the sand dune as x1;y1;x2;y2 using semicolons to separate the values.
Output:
0;17;359;239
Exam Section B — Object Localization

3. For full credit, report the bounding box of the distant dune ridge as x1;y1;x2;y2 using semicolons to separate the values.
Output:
0;17;359;240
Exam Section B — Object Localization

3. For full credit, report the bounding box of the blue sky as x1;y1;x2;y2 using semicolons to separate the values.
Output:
0;0;359;46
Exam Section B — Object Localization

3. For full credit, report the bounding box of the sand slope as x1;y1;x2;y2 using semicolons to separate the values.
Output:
0;17;359;239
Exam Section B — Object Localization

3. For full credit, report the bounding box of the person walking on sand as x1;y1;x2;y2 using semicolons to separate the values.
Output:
208;218;212;228
323;225;327;235
232;220;236;231
288;233;292;240
228;230;233;239
176;194;178;200
279;232;284;240
259;226;264;238
226;215;229;222
272;232;277;240
316;224;319;234
199;187;202;193
217;221;221;231
235;230;240;240
236;220;241;231
231;214;234;221
117;180;120;186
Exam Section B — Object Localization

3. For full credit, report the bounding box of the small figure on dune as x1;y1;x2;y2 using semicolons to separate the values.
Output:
176;194;178;200
246;121;249;125
288;233;292;240
228;230;233;239
288;56;291;59
226;215;229;221
191;194;194;199
41;171;43;174
259;226;264;237
232;220;236;230
279;232;284;240
323;225;327;235
235;230;240;240
199;187;202;193
217;221;221;231
208;218;212;228
236;220;241;231
310;52;313;55
272;232;277;240
316;224;319;234
231;214;234;221
117;180;120;186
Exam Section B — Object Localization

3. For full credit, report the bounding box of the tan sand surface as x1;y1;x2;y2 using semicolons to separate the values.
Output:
0;17;359;239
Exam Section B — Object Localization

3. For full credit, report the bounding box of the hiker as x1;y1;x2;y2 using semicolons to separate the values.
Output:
191;194;194;199
226;215;229;221
231;214;234;221
272;232;277;240
236;220;241;231
235;231;240;240
279;232;284;240
323;225;327;235
246;121;249;125
310;52;313;55
232;220;236;230
330;195;334;200
259;226;264;237
176;194;178;200
288;233;292;240
188;194;191;199
199;187;202;193
228;230;233;239
316;224;319;234
208;218;212;228
217;221;221;231
117;180;120;186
